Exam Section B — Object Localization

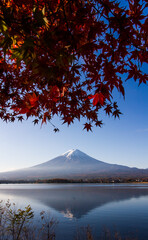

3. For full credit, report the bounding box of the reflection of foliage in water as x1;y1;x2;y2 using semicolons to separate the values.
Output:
0;200;56;240
0;200;138;240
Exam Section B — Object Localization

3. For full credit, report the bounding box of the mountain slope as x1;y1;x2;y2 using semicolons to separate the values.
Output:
0;149;147;180
32;149;132;173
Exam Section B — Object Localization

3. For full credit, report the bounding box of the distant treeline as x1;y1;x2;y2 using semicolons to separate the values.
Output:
0;177;148;184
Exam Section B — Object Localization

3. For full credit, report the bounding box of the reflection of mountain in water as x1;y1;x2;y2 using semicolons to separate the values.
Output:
1;185;148;219
61;209;74;219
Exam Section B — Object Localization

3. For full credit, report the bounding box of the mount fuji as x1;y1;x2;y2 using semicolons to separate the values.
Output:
0;149;147;180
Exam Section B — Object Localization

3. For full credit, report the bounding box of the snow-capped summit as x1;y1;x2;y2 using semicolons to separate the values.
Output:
62;149;75;157
62;149;88;158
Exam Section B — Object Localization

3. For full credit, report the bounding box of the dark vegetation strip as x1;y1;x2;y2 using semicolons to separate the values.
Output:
0;178;148;184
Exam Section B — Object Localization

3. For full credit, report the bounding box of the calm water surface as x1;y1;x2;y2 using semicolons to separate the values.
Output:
0;183;148;239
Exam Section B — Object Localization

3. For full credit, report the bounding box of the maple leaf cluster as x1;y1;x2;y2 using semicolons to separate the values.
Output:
0;0;147;131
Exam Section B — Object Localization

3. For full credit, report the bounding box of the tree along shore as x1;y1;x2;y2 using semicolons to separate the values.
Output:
0;177;148;184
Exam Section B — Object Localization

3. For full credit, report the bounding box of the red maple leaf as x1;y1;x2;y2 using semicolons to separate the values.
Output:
83;123;92;132
93;93;105;106
27;93;39;107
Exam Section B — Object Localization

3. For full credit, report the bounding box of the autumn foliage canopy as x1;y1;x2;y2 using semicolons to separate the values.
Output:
0;0;147;131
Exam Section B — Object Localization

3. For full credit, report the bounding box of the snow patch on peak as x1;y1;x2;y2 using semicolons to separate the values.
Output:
62;149;75;158
62;149;86;158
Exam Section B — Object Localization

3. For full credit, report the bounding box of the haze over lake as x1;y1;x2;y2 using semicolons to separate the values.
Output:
0;183;148;240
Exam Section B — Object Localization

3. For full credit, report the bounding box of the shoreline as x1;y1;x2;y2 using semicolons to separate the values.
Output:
0;179;148;184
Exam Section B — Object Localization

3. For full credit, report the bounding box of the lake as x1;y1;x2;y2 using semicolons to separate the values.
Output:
0;183;148;239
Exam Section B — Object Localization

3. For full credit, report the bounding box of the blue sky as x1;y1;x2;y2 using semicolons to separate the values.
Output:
0;79;147;172
0;0;147;173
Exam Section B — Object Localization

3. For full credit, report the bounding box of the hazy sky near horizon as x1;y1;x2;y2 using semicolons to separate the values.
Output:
0;78;148;172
